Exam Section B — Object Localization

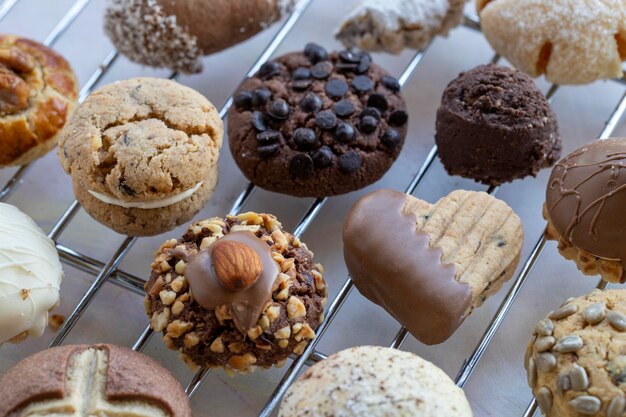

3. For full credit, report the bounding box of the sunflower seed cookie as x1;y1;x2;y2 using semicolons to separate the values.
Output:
144;211;327;373
279;346;473;416
544;138;626;283
526;289;626;417
57;77;223;236
477;0;626;85
343;189;523;345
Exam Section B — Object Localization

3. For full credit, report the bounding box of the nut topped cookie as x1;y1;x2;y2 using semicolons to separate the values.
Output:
145;212;327;373
58;77;223;236
228;44;408;197
526;290;626;417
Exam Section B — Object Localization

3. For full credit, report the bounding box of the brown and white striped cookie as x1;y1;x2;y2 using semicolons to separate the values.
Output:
0;344;191;416
343;189;523;344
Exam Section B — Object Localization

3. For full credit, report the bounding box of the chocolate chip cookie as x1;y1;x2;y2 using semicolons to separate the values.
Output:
228;44;408;197
145;211;327;373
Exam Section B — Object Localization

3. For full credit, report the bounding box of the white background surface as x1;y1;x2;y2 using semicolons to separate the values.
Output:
1;1;626;416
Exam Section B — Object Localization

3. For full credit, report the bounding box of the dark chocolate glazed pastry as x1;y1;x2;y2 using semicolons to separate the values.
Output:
228;43;408;197
343;189;523;345
436;64;561;186
545;138;626;283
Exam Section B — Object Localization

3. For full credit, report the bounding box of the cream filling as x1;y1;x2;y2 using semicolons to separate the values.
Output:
88;181;203;210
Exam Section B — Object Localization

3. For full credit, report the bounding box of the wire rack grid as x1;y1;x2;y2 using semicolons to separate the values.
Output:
1;1;626;416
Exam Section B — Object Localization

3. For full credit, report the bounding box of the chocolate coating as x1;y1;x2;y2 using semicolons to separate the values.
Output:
546;138;626;272
342;189;472;345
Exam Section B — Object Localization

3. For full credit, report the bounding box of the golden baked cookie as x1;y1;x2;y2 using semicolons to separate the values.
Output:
0;34;78;167
526;290;626;417
343;189;523;345
478;0;626;85
57;77;223;236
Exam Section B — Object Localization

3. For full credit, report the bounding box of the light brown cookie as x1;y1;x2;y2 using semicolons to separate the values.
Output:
0;34;78;168
478;0;626;85
343;189;523;344
57;77;223;236
0;344;191;416
526;290;626;417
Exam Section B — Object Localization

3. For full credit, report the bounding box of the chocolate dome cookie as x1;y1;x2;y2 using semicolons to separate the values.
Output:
145;211;327;373
545;138;626;283
228;44;409;197
526;289;626;417
0;344;191;416
0;34;78;168
435;64;561;186
279;346;473;417
57;77;223;237
343;189;523;344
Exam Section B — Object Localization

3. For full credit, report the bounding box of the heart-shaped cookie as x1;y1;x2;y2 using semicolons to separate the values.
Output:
343;189;523;344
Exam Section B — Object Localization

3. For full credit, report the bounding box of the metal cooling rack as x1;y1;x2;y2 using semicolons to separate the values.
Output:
1;1;626;416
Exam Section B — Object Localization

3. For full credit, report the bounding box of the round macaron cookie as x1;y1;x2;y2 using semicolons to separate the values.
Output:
0;203;62;344
57;77;223;237
544;138;626;283
435;64;561;186
0;344;191;416
228;43;409;197
144;211;327;373
279;345;473;416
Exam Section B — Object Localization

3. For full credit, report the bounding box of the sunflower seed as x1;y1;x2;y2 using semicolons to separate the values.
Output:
525;342;533;369
535;336;556;352
570;364;589;390
528;358;537;387
583;302;605;325
569;395;601;415
607;310;626;331
536;353;557;373
553;335;583;353
549;304;579;320
537;387;553;414
608;396;626;417
562;297;576;306
557;373;571;395
535;318;555;336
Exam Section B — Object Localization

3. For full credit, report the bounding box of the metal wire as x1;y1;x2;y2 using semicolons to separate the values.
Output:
0;0;19;21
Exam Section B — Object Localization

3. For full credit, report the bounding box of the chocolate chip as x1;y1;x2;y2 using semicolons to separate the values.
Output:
312;146;333;168
299;93;323;113
234;91;252;110
292;80;312;91
336;62;358;73
360;115;378;134
326;79;349;99
339;49;361;63
360;107;381;120
304;43;329;64
293;128;318;150
257;130;281;144
315;110;337;130
357;53;371;74
334;100;355;117
339;150;361;173
381;75;401;92
311;61;333;79
381;129;401;148
389;109;408;126
292;67;311;80
259;61;281;79
257;143;280;157
252;88;272;107
352;75;374;93
120;182;135;196
367;93;388;112
251;111;267;131
335;122;355;143
268;99;290;120
289;153;315;177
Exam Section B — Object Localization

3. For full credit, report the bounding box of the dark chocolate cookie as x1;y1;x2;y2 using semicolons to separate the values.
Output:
228;44;408;197
435;64;561;186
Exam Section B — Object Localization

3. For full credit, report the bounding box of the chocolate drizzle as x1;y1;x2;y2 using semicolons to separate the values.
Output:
342;189;472;345
546;138;626;271
181;231;280;334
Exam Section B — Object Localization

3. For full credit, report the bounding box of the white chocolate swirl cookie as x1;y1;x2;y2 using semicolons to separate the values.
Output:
0;203;62;344
478;0;626;85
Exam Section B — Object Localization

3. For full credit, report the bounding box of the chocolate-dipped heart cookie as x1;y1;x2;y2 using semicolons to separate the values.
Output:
343;189;523;345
